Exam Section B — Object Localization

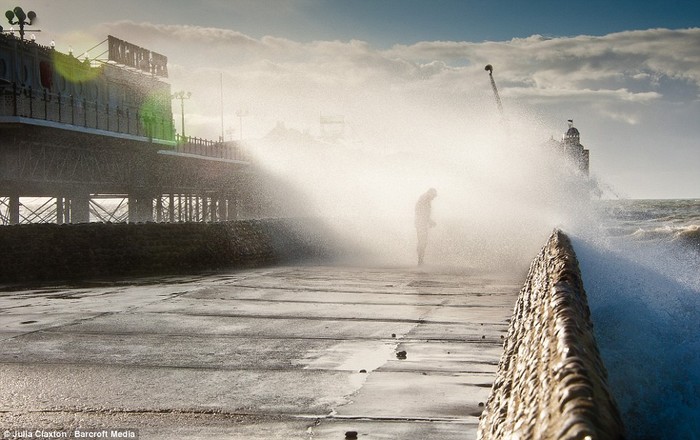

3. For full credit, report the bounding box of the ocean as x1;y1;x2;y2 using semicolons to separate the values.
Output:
571;199;700;439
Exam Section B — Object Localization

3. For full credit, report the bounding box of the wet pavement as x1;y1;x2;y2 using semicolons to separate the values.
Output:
0;265;522;439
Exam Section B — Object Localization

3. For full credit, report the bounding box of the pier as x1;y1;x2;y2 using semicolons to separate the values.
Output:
0;32;261;226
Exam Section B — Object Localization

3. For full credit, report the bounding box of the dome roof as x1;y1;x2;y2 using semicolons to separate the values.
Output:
565;126;580;138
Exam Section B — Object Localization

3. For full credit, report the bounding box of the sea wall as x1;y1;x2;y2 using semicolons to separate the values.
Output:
0;218;335;284
478;230;625;439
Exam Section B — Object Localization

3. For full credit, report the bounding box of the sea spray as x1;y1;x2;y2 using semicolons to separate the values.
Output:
571;200;700;439
245;97;593;271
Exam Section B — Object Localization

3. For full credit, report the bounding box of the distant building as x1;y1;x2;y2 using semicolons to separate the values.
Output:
548;119;590;175
562;119;590;175
320;114;344;140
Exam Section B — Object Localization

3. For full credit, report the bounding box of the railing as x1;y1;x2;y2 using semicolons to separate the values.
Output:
0;82;249;162
172;134;248;162
0;82;175;141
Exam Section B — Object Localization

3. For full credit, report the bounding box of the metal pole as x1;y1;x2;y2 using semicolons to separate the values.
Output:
220;72;224;141
180;97;185;139
172;91;191;141
484;64;504;117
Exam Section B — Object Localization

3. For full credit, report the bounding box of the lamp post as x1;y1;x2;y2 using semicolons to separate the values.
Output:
172;91;191;141
5;6;36;40
484;64;504;117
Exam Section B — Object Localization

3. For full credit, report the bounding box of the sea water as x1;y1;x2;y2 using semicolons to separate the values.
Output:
571;199;700;439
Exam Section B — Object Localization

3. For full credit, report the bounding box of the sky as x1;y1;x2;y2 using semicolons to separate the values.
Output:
4;0;700;199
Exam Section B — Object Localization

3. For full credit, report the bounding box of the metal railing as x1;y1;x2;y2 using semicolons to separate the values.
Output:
0;82;249;162
172;134;247;162
0;82;175;141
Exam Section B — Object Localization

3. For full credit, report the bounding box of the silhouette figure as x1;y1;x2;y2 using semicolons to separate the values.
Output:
415;188;437;265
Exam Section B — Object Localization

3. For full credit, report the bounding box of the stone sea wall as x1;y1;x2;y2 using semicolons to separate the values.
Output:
478;230;625;439
0;218;335;284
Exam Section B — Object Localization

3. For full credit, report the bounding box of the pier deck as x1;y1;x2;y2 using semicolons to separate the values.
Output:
0;265;522;439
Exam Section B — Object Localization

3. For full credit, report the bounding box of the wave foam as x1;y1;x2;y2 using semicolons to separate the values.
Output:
572;233;700;439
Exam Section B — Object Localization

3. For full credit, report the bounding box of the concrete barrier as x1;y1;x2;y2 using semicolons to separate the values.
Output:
478;230;625;439
0;218;336;284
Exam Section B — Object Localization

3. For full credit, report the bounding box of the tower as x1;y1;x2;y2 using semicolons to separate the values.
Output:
561;119;589;175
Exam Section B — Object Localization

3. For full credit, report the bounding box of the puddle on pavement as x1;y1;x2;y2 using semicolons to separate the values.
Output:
297;341;398;373
294;340;400;393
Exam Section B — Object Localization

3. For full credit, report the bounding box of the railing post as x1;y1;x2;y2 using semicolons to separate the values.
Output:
43;88;48;120
71;95;75;125
57;93;62;122
83;98;88;127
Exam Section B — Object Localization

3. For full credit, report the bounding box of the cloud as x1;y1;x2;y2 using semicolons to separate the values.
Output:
385;28;700;99
61;21;700;197
99;20;265;51
95;23;691;112
89;21;700;99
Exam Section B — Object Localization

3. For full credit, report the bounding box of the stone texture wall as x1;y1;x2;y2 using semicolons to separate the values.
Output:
478;230;625;440
0;218;335;284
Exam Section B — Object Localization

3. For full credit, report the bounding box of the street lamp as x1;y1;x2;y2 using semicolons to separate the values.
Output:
171;91;191;140
484;64;504;117
5;6;36;40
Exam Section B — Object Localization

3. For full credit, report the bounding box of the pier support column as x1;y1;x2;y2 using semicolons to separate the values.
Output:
212;197;220;222
128;194;154;223
70;193;90;224
156;196;163;222
9;195;20;225
187;195;193;222
228;194;238;221
202;196;209;222
219;195;228;221
145;197;154;222
56;197;65;225
169;193;175;222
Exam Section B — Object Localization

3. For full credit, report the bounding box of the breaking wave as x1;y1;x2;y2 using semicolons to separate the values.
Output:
572;199;700;439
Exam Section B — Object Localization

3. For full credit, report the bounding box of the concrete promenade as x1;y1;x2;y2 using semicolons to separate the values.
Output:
0;265;522;440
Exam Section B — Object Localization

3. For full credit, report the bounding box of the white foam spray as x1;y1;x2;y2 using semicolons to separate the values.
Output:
244;90;592;273
244;87;700;436
571;204;700;439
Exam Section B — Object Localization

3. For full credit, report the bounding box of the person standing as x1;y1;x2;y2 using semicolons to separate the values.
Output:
415;188;437;265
